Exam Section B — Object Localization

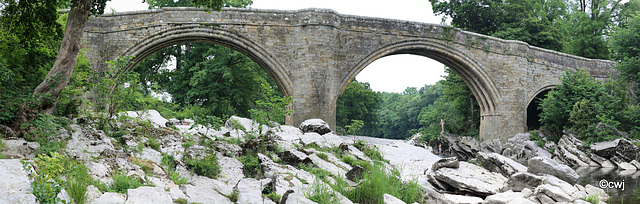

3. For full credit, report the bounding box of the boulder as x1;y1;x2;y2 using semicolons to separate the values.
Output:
527;156;579;184
346;165;369;182
437;133;480;161
431;157;459;171
476;152;527;177
217;156;245;189
216;142;243;157
502;133;552;165
442;194;483;204
284;193;317;204
590;138;639;161
182;183;233;204
590;154;616;168
1;139;40;159
236;178;272;204
273;174;305;196
279;150;309;167
532;184;572;203
258;153;299;178
585;184;609;202
610;155;637;170
502;172;543;192
126;187;173;204
383;193;406;204
555;134;597;167
0;159;38;204
480;139;503;154
299;119;332;135
432;162;507;196
306;153;347;178
483;190;536;204
89;192;126;204
225;116;259;132
123;110;168;128
422;188;457;204
269;125;303;151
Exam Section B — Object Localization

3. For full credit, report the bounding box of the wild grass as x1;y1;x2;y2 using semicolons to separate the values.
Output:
341;164;422;204
184;153;221;179
109;171;143;193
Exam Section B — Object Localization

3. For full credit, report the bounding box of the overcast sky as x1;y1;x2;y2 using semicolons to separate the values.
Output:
105;0;447;93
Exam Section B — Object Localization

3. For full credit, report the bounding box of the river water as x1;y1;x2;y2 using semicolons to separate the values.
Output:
576;167;640;203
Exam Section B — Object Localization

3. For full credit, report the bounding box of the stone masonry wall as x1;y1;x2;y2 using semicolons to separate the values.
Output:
82;7;617;141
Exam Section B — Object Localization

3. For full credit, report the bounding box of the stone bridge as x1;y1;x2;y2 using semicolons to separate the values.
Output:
82;7;616;141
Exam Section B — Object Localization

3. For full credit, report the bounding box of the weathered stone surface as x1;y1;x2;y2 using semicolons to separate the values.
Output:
431;157;459;171
307;153;347;178
590;138;639;161
0;159;37;204
437;133;480;161
422;188;456;204
590;154;616;168
442;194;483;204
533;184;572;203
1;139;40;159
90;192;126;204
555;134;597;167
483;190;536;204
346;165;369;182
84;7;615;141
502;133;552;165
299;119;332;135
284;193;317;204
182;183;233;204
432;162;507;196
585;184;609;202
225;115;259;132
273;174;304;196
126;187;173;204
610;155;637;170
528;156;579;184
503;172;543;192
123;110;168;128
476;152;527;177
383;193;406;204
280;150;309;167
269;125;303;151
237;178;272;204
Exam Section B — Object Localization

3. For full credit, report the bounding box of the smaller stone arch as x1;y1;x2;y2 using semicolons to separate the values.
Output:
341;39;501;116
525;85;556;130
119;24;293;98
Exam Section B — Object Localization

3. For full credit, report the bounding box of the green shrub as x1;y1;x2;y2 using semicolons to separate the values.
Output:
238;151;262;178
264;192;281;203
65;164;91;204
342;164;422;204
109;172;143;193
305;179;340;204
317;153;328;161
174;198;188;204
583;194;600;204
227;188;239;202
185;153;221;179
148;138;160;151
23;114;66;156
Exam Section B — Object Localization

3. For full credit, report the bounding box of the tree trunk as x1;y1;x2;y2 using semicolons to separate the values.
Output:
14;0;94;130
32;0;93;114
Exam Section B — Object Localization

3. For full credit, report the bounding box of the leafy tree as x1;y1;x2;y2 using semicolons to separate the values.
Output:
418;69;480;140
429;0;568;52
12;0;224;132
563;0;621;59
539;69;628;142
336;81;382;136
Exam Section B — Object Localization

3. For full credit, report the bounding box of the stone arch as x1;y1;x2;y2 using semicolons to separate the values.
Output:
119;24;293;97
525;85;555;130
341;39;501;116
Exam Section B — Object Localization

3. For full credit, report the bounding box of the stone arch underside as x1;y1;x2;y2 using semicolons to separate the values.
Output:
119;24;293;98
342;40;501;116
525;85;556;130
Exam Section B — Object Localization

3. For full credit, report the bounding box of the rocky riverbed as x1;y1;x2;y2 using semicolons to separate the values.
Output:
0;110;618;203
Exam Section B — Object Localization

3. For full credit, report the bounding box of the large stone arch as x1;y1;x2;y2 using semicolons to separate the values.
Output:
341;39;501;116
119;24;293;98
